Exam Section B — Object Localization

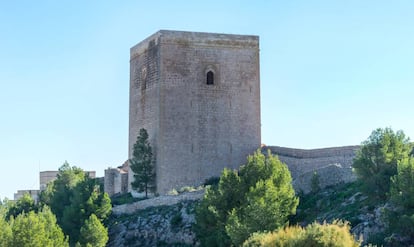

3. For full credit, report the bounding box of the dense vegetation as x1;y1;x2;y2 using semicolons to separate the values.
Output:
194;128;414;246
244;220;360;247
3;127;414;246
195;150;299;246
353;128;412;200
0;206;68;246
1;162;111;247
292;128;414;246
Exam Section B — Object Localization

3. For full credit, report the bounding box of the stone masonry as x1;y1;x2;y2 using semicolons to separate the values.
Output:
104;162;129;196
266;145;359;193
129;30;261;194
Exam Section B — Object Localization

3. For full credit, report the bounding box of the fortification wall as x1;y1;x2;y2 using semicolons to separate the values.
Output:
105;168;129;196
265;145;360;193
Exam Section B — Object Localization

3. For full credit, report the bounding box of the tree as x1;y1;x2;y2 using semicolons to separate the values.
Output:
0;211;12;247
195;150;299;246
10;207;68;247
311;171;321;193
78;214;108;247
130;128;156;197
387;157;414;242
353;128;412;200
39;162;111;245
6;193;38;220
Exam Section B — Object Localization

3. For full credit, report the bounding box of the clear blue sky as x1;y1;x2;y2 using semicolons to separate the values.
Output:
1;1;414;199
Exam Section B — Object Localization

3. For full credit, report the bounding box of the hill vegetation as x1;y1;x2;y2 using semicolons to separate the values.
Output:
2;127;414;246
0;162;111;247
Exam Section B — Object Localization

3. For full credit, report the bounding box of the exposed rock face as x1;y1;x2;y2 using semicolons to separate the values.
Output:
108;200;198;247
109;191;204;246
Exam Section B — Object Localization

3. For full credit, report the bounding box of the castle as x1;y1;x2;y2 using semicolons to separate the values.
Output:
104;30;358;197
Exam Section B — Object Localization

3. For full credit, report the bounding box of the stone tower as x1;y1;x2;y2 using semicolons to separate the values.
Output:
129;30;261;194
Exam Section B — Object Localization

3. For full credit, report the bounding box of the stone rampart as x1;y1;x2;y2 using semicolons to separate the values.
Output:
112;190;204;215
265;145;360;193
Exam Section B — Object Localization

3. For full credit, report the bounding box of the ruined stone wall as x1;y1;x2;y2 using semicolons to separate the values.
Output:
265;145;360;193
105;168;129;196
129;30;261;194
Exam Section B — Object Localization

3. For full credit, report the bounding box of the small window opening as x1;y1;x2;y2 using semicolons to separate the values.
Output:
206;71;214;85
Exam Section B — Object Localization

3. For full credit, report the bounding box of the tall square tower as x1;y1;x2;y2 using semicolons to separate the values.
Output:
129;30;261;194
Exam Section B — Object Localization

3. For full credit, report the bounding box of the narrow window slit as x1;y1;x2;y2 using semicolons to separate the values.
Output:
207;71;214;85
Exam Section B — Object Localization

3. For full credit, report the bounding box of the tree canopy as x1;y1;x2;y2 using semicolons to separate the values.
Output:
40;162;111;246
78;214;108;247
353;127;412;200
130;128;156;197
195;150;299;246
5;193;38;220
3;207;68;247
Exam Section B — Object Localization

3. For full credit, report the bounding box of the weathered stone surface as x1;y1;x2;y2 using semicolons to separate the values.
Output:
266;145;359;193
112;190;204;215
128;30;261;194
108;200;199;247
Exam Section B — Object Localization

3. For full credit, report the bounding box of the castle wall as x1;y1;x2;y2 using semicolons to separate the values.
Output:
129;30;261;194
128;32;162;192
14;189;40;203
105;168;128;196
266;145;360;193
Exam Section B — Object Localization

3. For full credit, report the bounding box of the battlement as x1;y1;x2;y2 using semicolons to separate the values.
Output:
130;30;259;59
265;145;359;159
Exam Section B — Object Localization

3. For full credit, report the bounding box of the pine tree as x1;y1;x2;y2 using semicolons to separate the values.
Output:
353;128;412;200
195;150;299;246
130;128;156;198
78;214;108;247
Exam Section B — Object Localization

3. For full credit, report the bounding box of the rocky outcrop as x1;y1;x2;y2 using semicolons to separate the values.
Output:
108;200;198;247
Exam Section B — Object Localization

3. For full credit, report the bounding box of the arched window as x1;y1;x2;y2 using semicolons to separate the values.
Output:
206;71;214;85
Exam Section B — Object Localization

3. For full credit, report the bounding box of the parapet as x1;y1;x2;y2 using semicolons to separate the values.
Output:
130;30;259;60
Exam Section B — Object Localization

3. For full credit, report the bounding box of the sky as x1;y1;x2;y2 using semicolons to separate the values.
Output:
1;1;414;199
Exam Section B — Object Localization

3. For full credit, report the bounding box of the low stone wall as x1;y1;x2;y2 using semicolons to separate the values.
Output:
112;190;204;215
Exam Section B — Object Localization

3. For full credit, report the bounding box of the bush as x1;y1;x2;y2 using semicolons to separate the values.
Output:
243;220;360;247
111;193;142;205
203;176;220;186
170;212;183;228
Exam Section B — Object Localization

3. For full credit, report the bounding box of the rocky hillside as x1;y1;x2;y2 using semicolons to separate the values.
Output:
108;182;394;246
107;191;202;247
291;182;388;245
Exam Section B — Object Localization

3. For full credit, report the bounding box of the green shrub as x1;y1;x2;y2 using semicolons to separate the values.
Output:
311;171;321;193
170;212;183;228
203;176;220;186
178;186;196;193
167;189;179;195
111;193;142;206
243;220;360;247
